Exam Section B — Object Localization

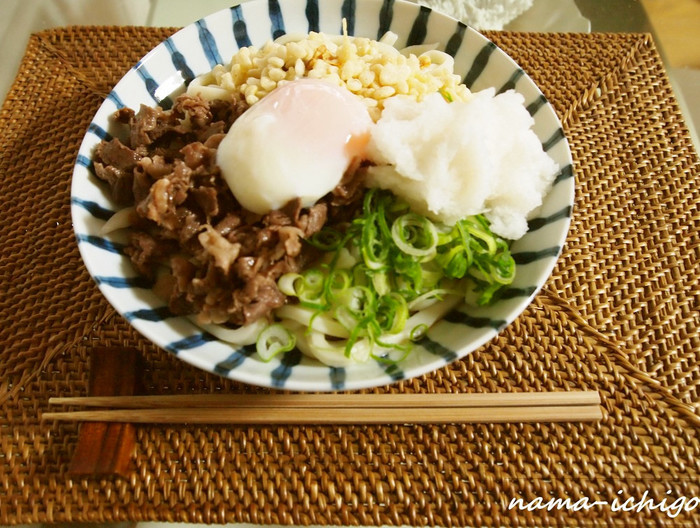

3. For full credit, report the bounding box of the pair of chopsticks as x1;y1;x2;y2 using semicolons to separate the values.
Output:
43;391;602;424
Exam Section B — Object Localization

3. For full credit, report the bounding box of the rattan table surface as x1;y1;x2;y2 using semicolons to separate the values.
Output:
0;27;698;526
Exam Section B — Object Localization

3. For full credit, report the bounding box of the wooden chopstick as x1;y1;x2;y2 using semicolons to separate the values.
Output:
43;391;602;424
42;404;601;424
48;390;600;409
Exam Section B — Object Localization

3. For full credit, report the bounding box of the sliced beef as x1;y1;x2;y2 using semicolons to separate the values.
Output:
332;159;367;205
277;226;305;257
181;141;217;170
300;203;328;236
130;104;186;148
191;186;219;218
198;225;241;274
234;274;287;324
175;96;213;128
95;94;367;326
125;231;174;277
214;213;242;237
93;138;141;204
98;137;141;169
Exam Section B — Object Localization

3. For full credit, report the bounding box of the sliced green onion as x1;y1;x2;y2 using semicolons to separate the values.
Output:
307;227;347;251
275;305;349;338
297;269;326;307
361;213;389;269
340;285;376;317
274;188;516;366
437;246;469;279
326;268;352;300
256;324;296;362
302;269;325;292
391;213;438;259
278;273;303;296
376;293;409;334
370;270;391;296
439;88;453;103
344;317;371;357
335;304;360;332
393;252;423;293
407;288;457;311
409;324;429;341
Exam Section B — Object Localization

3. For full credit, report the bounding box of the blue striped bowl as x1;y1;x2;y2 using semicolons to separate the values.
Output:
71;0;574;391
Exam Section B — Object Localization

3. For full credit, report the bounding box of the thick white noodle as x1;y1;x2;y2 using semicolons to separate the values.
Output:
294;328;372;367
417;49;455;72
276;295;463;367
99;206;134;235
400;43;439;56
193;317;267;346
275;305;350;338
273;32;312;45
382;295;462;345
407;288;459;311
378;31;399;46
186;74;232;101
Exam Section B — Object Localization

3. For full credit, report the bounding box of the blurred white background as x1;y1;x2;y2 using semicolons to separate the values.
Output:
1;0;697;148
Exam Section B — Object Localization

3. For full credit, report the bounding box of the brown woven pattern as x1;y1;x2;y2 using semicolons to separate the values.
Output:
1;27;698;526
491;32;700;404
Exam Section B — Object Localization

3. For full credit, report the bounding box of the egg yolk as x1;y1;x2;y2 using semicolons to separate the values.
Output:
217;78;373;214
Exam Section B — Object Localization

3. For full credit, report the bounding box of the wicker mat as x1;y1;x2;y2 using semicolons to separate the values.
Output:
1;27;698;526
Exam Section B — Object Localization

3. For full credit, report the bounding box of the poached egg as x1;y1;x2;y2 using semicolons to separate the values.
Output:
217;78;372;215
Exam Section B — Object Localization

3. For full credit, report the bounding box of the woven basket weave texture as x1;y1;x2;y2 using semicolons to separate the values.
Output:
0;27;698;526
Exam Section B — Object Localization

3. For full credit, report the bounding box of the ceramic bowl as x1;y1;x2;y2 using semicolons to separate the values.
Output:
71;0;574;390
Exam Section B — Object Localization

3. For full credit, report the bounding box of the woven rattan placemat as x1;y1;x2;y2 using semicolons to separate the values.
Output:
1;27;698;526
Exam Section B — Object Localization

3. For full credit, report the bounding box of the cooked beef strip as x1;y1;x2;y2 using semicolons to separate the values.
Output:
214;213;242;237
130;104;185;148
93;138;141;204
125;231;177;277
198;225;241;274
